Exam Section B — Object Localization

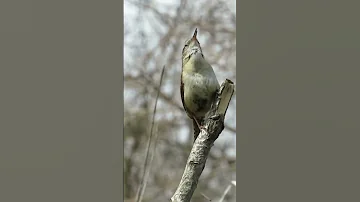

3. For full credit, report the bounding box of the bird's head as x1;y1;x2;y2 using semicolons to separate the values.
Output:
182;28;204;65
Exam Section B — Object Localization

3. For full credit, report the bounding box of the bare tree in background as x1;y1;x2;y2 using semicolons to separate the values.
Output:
124;0;236;201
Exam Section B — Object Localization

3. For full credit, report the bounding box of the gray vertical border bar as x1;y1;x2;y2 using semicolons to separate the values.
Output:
0;0;123;201
237;0;360;201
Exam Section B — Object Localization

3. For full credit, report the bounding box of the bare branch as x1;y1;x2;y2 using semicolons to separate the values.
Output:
171;79;235;202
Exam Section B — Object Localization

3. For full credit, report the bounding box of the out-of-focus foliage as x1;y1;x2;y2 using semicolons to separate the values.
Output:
124;0;236;201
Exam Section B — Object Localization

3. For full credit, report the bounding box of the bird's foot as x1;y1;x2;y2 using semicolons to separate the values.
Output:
199;125;206;131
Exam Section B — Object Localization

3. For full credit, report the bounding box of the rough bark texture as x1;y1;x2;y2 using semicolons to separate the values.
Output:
171;79;234;202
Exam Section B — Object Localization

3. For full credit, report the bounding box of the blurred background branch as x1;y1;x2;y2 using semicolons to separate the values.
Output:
125;0;236;201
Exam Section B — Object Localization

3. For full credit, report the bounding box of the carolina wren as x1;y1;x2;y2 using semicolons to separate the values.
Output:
180;28;220;142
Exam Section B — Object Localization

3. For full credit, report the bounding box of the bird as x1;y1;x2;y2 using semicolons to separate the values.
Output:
180;28;220;142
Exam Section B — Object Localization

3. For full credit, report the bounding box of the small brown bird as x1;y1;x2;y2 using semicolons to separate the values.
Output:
180;28;220;142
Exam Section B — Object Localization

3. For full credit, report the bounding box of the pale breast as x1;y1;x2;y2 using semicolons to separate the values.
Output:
182;51;220;117
182;72;219;117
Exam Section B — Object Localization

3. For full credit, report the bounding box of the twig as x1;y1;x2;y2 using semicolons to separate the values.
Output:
135;65;166;202
218;184;232;202
200;192;212;201
171;79;235;202
218;180;236;202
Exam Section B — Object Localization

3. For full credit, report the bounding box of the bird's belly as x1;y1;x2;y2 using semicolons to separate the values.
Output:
183;76;218;117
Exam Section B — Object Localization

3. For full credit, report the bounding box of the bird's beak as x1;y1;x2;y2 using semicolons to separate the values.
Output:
192;28;198;41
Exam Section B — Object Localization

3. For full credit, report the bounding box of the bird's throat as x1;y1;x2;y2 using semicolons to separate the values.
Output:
183;52;207;73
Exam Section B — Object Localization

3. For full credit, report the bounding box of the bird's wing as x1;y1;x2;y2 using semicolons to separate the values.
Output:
181;71;199;119
180;72;190;116
181;71;201;142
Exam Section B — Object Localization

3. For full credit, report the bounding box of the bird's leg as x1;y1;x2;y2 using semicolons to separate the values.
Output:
193;116;206;131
